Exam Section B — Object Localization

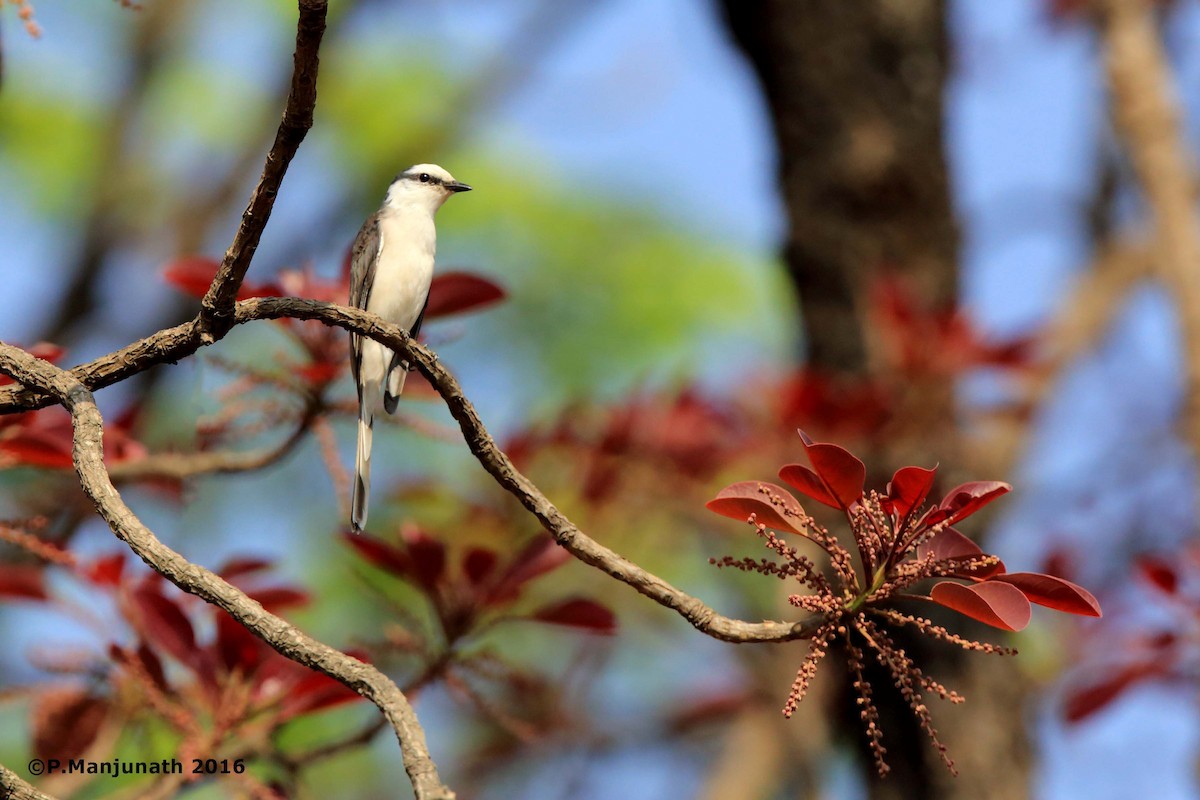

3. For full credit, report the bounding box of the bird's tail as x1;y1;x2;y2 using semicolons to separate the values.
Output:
352;400;373;533
383;352;409;415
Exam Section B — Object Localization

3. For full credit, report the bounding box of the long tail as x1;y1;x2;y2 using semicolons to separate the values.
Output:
352;399;373;532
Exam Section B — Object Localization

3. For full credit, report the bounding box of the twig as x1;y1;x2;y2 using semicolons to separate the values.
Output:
197;0;326;340
0;345;455;800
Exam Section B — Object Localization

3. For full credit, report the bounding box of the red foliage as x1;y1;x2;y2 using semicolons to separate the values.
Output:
344;527;613;637
0;404;148;470
711;431;1099;632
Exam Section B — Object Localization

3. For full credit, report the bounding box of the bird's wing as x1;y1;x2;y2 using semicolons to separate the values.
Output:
348;212;381;392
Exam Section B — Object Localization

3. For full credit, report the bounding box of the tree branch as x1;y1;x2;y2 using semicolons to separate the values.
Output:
1098;0;1200;457
0;764;59;800
2;298;824;643
0;345;455;800
196;0;326;341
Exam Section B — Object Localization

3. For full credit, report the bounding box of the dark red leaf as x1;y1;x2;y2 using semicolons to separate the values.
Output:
132;588;200;670
246;586;310;612
218;557;275;580
493;536;570;602
930;580;1032;631
706;481;807;535
885;465;937;518
993;572;1102;617
463;547;498;586
1137;556;1179;595
1063;663;1162;723
342;532;412;577
401;527;446;590
0;564;48;600
777;464;840;509
32;687;109;762
84;554;125;587
215;612;265;674
278;671;363;719
531;598;617;634
917;528;1004;578
425;272;506;319
932;481;1011;525
795;430;866;509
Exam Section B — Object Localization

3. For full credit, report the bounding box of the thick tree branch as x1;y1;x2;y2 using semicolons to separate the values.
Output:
0;346;455;800
196;0;326;340
0;764;59;800
1098;0;1200;456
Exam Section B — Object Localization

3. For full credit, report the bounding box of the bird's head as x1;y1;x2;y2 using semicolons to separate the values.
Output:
385;163;472;213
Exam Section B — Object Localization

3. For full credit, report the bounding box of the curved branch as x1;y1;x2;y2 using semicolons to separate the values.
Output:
0;764;59;800
2;298;823;642
197;0;326;340
0;345;455;800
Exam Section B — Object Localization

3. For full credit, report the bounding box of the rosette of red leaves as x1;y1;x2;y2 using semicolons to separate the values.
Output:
707;431;1100;775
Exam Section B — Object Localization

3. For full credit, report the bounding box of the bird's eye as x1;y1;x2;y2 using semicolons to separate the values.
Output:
419;173;430;183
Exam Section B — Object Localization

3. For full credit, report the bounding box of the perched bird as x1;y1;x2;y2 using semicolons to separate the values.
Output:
349;164;472;532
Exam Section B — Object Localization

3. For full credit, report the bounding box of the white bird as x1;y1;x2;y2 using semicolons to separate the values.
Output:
349;164;471;532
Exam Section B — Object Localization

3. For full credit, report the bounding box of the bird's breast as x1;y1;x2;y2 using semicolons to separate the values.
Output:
368;212;437;331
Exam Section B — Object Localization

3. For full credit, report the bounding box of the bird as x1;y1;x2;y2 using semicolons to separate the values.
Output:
349;163;472;532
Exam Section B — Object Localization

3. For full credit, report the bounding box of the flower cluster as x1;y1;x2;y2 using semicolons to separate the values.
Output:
707;431;1101;774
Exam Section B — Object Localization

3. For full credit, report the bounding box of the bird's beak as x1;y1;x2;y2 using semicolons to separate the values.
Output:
446;181;472;193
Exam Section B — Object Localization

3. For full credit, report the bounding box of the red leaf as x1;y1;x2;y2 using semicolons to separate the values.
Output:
162;257;281;300
132;588;201;670
84;554;126;587
343;532;412;577
401;527;446;590
779;431;865;510
0;564;48;600
425;272;506;319
215;612;265;674
32;688;109;762
706;481;807;535
992;572;1101;617
218;557;275;580
777;464;839;509
493;536;570;601
463;547;498;586
531;598;617;634
917;527;1004;578
0;409;74;469
246;586;310;612
932;481;1011;525
885;465;937;518
930;580;1032;631
1063;663;1162;723
1137;557;1178;595
799;430;866;507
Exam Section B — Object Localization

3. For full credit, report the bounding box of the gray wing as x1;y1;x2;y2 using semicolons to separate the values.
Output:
348;212;381;394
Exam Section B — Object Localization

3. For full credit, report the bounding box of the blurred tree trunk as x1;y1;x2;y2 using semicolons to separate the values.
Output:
717;2;1031;798
721;0;957;369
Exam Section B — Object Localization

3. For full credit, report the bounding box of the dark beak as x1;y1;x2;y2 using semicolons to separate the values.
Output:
447;181;472;193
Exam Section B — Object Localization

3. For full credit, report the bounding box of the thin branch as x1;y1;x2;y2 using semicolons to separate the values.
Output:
197;0;326;341
2;299;825;644
0;764;58;800
0;345;455;800
1098;0;1200;456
